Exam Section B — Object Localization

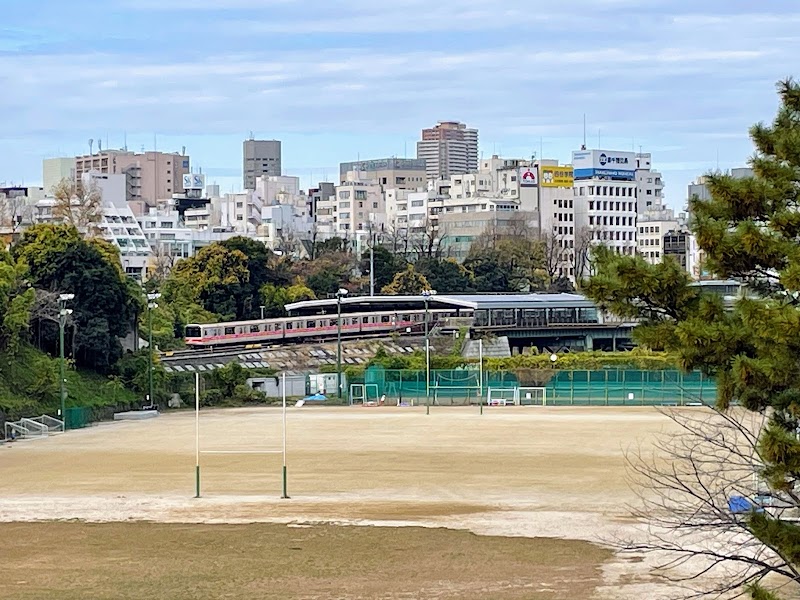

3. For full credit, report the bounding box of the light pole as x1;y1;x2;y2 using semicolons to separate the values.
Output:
146;292;161;408
421;289;437;415
260;305;266;320
336;288;348;402
58;293;74;427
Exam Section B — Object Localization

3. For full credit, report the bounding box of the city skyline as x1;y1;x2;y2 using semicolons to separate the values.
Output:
2;0;800;207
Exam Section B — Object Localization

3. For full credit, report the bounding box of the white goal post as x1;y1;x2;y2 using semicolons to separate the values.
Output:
516;387;547;406
486;388;517;406
485;387;548;406
350;384;380;406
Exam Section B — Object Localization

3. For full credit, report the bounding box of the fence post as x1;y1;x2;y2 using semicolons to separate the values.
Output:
605;370;609;406
570;371;574;405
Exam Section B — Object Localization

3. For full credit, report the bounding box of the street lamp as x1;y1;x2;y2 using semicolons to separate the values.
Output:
146;292;161;408
336;288;348;402
421;289;437;415
58;293;74;427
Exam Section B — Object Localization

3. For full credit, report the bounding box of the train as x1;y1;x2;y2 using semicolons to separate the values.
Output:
183;308;460;347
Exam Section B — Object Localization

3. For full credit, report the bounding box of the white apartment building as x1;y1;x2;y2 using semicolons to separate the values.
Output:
42;157;76;194
316;174;385;238
635;153;665;212
35;172;152;279
215;191;263;234
637;208;678;264
573;150;638;274
535;162;577;280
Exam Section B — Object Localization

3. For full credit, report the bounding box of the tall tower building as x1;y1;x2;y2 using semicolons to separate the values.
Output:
416;121;478;181
243;139;282;190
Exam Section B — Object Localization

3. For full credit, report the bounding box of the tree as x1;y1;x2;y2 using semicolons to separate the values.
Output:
260;279;316;317
295;250;355;298
415;257;475;293
360;245;404;292
314;237;348;257
381;264;430;295
411;217;443;260
584;79;800;599
51;177;102;233
164;244;250;320
464;232;547;292
13;224;139;370
218;236;292;320
0;250;34;355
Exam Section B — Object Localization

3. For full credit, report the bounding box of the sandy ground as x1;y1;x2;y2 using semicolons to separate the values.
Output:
0;406;686;598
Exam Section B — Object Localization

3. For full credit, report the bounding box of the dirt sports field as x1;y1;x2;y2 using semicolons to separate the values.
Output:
0;406;685;599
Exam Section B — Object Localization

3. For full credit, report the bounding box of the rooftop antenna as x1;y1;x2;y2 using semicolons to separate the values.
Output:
88;138;94;156
123;131;128;151
581;114;587;150
597;129;601;149
249;131;254;140
97;138;102;152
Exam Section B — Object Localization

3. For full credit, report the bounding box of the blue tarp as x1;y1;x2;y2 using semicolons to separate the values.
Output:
728;495;764;514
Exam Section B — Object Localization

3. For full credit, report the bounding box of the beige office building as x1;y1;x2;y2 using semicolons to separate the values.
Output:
74;149;190;208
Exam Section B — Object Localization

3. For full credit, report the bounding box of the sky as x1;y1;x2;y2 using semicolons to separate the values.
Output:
1;0;799;210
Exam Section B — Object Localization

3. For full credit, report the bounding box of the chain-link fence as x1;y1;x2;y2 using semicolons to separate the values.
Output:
347;366;715;406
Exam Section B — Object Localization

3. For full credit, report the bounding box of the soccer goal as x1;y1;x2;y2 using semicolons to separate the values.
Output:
431;370;481;406
516;387;548;406
486;388;518;406
350;384;380;406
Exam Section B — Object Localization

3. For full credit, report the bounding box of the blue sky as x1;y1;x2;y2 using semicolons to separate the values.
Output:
1;0;799;209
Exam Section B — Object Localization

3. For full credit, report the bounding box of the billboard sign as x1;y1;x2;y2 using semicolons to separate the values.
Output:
182;173;206;190
572;150;635;180
519;166;538;187
540;165;574;188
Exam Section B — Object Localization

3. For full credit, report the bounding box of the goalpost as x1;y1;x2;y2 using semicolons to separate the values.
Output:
431;371;481;406
349;384;380;406
194;372;289;500
516;387;548;406
484;386;548;407
485;388;517;406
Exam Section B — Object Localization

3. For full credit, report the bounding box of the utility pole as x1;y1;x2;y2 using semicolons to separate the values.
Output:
58;293;75;427
336;288;348;402
146;292;161;407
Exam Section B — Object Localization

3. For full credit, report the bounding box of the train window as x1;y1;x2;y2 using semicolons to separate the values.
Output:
307;320;316;328
362;316;369;324
185;326;201;337
285;322;292;330
249;325;260;333
400;314;410;322
224;327;235;335
329;319;337;327
275;323;282;330
381;315;390;323
351;317;359;325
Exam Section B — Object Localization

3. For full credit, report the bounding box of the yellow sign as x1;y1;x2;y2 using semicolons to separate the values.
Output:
540;165;574;188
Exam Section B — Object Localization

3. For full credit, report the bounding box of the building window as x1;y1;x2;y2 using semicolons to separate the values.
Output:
355;190;367;200
589;201;594;210
339;201;350;209
338;191;350;199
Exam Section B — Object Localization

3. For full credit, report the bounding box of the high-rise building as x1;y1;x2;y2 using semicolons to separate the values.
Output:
416;121;478;181
243;139;282;190
572;149;639;278
73;149;190;211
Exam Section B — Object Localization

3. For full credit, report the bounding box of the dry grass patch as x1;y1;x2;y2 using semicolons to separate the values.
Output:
0;521;611;600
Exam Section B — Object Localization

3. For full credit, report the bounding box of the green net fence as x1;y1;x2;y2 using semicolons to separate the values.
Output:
349;367;715;406
64;406;92;429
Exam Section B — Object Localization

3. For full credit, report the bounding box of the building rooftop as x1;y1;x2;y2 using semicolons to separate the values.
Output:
286;293;596;316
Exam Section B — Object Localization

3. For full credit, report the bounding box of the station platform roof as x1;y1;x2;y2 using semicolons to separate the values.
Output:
285;293;596;316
